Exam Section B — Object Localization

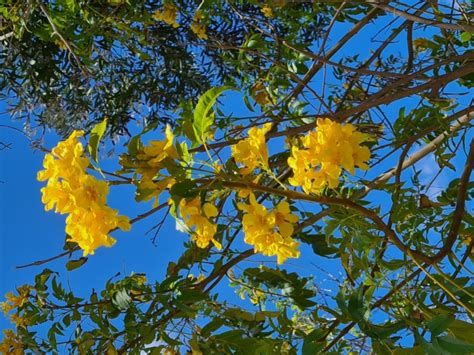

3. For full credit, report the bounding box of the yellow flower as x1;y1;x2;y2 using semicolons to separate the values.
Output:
164;348;177;355
250;289;265;304
1;286;32;317
37;130;89;183
190;10;208;39
65;205;131;255
288;118;371;194
38;131;130;256
261;6;273;18
190;22;207;40
238;194;300;264
179;197;221;249
251;82;272;106
153;3;179;28
121;125;177;207
0;329;23;355
10;313;28;328
231;123;272;175
136;125;177;165
138;176;176;207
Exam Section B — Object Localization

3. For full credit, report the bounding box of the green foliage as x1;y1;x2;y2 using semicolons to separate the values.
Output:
193;86;234;144
65;257;88;271
88;118;108;163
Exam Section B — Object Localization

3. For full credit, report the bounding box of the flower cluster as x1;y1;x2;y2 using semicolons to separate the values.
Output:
179;197;221;250
238;194;299;264
251;82;272;106
119;125;177;206
1;286;32;329
0;286;31;316
190;10;207;39
288;118;371;194
153;3;179;28
0;329;23;354
38;131;130;255
231;123;272;175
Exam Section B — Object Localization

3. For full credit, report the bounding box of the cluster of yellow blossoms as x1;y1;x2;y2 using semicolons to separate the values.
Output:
152;4;208;39
288;118;371;194
238;194;299;264
1;286;32;329
231;123;272;175
152;3;179;28
179;197;221;250
38;131;130;256
120;125;177;206
1;286;30;315
251;82;272;107
190;11;208;40
0;329;23;354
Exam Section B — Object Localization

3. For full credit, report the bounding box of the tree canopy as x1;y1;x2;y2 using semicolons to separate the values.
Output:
1;0;474;354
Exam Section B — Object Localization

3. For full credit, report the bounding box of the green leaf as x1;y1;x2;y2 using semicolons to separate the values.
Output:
201;318;226;337
447;320;474;343
436;335;474;354
223;308;255;322
460;32;472;43
160;331;182;346
428;314;454;337
106;343;118;355
177;289;208;303
254;311;279;322
392;346;424;354
169;180;199;199
302;329;326;355
88;118;107;163
213;329;245;342
379;258;406;270
243;266;316;309
193;86;234;144
66;257;88;271
296;233;340;258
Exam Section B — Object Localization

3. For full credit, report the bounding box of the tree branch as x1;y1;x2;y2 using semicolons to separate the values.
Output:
368;2;474;32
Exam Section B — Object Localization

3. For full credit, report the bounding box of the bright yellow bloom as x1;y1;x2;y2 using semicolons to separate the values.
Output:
231;123;272;175
238;194;300;264
37;131;89;184
249;289;265;305
190;10;208;39
153;3;179;28
10;313;28;328
136;125;177;165
251;82;272;106
190;22;207;39
0;329;23;355
288;118;371;194
261;6;273;18
179;197;221;249
120;125;177;207
1;286;32;317
38;131;130;255
65;206;131;255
